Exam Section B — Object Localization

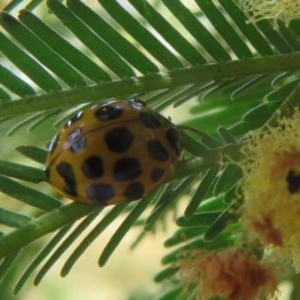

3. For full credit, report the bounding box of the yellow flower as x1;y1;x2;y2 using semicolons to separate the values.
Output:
179;248;277;300
241;110;300;270
240;0;300;28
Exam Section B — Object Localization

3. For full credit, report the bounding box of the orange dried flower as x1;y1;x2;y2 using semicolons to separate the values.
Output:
180;248;277;300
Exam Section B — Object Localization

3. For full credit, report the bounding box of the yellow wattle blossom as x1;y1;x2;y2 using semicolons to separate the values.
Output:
179;248;277;300
241;110;300;270
240;0;300;28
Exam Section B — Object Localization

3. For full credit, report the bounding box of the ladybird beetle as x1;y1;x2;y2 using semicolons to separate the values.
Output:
45;99;183;205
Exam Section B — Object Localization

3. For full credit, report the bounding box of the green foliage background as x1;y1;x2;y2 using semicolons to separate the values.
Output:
0;0;300;299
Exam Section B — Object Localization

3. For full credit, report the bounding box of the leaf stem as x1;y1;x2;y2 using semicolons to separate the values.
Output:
1;52;300;117
170;142;245;181
0;203;101;259
265;81;300;128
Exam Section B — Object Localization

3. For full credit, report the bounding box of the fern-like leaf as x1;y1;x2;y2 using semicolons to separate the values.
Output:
0;0;300;298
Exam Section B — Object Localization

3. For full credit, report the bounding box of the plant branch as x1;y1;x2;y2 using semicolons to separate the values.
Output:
170;142;245;181
1;52;300;117
0;203;102;259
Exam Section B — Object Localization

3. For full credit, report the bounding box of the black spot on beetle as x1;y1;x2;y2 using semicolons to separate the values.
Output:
105;127;134;153
56;162;78;197
286;170;300;193
166;129;181;156
81;155;104;179
86;183;115;205
147;140;169;162
151;168;165;182
139;112;161;128
124;182;144;200
113;157;142;181
94;104;123;121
